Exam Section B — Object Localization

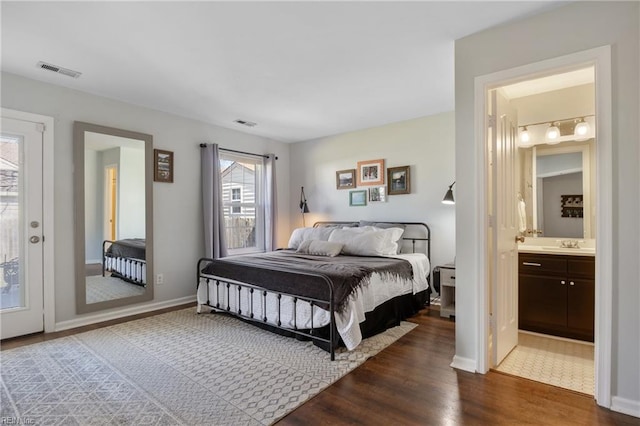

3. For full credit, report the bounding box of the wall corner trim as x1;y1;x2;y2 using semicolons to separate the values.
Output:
611;396;640;418
450;355;477;373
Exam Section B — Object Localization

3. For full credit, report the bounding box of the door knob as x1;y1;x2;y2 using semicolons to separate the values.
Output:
515;235;525;243
29;236;40;244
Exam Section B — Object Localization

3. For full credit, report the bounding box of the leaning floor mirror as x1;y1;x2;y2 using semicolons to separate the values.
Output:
74;122;154;314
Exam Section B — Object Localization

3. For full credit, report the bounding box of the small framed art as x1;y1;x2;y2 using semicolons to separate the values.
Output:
356;158;385;186
336;169;356;189
387;165;410;195
154;149;174;183
349;190;367;206
369;186;386;202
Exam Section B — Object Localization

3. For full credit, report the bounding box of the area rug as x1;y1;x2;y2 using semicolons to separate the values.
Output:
1;308;417;425
86;276;146;304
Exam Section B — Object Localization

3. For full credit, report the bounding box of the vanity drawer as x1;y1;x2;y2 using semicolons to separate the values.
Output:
568;257;595;278
519;254;567;275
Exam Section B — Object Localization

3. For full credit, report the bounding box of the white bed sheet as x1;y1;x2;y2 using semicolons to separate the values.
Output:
105;257;146;283
196;253;429;350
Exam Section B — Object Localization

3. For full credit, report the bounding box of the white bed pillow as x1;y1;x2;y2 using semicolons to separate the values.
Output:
374;226;405;255
287;227;334;249
328;228;395;256
296;240;344;257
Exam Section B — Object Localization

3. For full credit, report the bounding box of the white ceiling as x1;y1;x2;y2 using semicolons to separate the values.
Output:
1;1;566;143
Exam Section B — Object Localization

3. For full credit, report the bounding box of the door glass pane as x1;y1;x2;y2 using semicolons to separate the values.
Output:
0;134;25;310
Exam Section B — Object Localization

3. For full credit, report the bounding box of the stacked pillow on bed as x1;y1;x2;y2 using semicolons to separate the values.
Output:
288;224;405;257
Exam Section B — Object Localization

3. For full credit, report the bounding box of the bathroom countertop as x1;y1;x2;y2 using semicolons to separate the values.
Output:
518;245;595;257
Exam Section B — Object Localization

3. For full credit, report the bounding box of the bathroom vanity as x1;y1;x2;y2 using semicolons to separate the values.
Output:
518;244;595;342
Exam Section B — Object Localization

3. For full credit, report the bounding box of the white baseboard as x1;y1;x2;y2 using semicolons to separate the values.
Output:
55;296;196;332
450;355;477;373
611;396;640;418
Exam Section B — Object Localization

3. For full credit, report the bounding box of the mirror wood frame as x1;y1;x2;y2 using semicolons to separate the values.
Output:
74;121;154;314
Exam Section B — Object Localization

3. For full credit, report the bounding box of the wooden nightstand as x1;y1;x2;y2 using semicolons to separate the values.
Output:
438;264;456;318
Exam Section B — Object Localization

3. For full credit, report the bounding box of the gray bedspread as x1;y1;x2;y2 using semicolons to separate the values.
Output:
107;239;146;259
200;250;413;313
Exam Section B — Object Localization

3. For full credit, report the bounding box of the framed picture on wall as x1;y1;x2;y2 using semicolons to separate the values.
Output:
387;165;410;195
336;169;356;189
349;190;367;207
369;186;386;202
356;158;385;186
154;149;174;183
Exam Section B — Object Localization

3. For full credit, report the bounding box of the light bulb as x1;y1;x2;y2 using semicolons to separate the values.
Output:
545;123;560;144
519;127;532;147
574;119;591;140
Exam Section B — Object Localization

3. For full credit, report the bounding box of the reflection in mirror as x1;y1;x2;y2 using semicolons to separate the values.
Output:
74;122;153;314
522;141;594;239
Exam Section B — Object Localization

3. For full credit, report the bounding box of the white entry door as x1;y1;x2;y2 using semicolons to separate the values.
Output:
0;117;44;339
491;89;519;365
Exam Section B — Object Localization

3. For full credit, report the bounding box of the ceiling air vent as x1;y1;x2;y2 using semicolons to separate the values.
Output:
36;61;82;78
234;119;257;127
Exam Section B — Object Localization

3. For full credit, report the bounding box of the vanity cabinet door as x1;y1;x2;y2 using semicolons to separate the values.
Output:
519;274;567;329
567;278;595;336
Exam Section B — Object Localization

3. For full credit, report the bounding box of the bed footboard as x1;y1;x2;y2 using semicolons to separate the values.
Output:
196;257;338;361
102;240;147;285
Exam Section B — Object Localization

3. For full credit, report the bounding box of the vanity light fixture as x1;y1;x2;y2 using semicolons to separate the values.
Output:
573;117;591;140
545;122;561;144
519;114;595;146
442;181;455;205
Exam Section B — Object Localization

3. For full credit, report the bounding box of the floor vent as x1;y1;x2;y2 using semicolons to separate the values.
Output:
36;61;82;78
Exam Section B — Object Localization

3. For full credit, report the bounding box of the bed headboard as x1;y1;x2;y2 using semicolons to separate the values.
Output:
313;221;431;261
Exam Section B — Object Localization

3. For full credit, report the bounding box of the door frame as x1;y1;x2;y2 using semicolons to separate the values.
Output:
473;46;612;407
1;108;55;334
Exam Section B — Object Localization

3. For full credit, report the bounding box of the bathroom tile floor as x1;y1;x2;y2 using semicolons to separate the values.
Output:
495;331;595;395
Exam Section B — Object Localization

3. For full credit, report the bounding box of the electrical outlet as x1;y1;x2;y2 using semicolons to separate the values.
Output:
156;273;164;285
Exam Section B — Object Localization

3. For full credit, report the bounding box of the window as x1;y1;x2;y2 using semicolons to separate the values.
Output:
231;188;242;214
220;153;264;253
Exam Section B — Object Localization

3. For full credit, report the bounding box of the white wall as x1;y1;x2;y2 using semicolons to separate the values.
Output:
117;146;145;239
289;112;455;271
1;72;291;323
84;149;102;262
455;1;639;414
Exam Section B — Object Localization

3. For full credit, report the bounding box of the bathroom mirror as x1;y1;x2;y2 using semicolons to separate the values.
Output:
522;140;594;239
74;122;154;314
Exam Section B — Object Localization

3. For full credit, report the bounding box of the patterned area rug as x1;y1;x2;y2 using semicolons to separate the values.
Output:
85;276;146;304
1;308;417;425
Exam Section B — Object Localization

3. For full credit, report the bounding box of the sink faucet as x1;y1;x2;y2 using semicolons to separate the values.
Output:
560;240;580;248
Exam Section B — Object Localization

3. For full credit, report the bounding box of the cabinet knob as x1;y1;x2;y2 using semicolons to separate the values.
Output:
569;281;575;286
561;280;566;285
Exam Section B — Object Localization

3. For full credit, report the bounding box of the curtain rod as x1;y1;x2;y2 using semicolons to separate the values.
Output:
199;143;277;160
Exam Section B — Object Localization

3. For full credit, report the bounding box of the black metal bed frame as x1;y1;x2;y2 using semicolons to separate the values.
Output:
196;221;431;361
102;240;147;285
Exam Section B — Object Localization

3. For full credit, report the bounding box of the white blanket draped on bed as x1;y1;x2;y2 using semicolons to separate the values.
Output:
197;253;429;350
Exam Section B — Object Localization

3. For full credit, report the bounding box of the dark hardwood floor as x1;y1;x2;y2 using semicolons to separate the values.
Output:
277;308;638;426
2;304;638;425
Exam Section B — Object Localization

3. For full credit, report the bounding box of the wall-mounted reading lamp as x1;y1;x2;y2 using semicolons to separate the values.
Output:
299;186;310;226
442;181;455;205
